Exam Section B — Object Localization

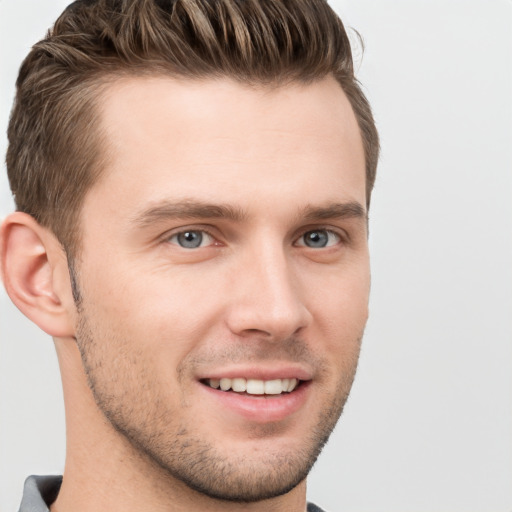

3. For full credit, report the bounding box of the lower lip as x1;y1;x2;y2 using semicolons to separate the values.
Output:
199;381;311;423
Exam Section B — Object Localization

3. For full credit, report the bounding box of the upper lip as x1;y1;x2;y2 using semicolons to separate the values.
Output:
196;364;313;382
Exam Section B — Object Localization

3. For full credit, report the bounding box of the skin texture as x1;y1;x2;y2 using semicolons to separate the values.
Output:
1;75;369;512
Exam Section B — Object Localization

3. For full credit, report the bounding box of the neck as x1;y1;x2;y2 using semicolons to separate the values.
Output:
52;338;308;512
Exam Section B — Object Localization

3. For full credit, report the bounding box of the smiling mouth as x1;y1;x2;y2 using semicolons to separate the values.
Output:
201;377;301;395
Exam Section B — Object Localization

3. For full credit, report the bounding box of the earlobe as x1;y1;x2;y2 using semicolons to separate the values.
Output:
0;212;76;337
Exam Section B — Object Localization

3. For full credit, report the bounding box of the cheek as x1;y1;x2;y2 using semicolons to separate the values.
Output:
308;261;370;332
304;265;369;381
83;252;220;324
80;264;226;377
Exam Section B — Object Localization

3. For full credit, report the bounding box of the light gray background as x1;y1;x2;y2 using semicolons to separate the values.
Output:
1;1;511;511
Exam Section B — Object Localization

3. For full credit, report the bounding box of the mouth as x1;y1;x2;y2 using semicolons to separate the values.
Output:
198;373;311;422
201;377;301;396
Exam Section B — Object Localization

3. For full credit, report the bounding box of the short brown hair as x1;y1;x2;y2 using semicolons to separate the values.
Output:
6;0;379;256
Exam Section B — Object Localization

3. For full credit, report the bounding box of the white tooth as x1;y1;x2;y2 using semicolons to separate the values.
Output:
281;378;290;392
220;378;232;391
232;378;247;392
288;378;298;392
209;379;220;389
247;379;265;395
264;379;283;394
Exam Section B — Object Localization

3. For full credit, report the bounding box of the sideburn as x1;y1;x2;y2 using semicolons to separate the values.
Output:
66;254;83;312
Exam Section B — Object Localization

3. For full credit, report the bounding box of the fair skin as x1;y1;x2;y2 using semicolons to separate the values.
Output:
1;75;369;512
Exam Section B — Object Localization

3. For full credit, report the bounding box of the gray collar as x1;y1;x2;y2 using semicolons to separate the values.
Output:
19;475;62;512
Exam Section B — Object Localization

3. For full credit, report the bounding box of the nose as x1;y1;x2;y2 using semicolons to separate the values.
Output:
225;243;312;341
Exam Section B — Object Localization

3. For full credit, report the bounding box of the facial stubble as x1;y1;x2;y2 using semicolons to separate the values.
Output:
73;297;362;503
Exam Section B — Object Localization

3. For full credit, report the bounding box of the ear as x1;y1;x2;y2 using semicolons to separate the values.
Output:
0;212;76;337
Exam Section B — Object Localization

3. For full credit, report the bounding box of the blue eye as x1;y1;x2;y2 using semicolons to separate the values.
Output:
298;230;340;248
169;230;213;249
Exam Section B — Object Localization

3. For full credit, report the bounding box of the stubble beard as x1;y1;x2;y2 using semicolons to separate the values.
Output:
74;309;361;503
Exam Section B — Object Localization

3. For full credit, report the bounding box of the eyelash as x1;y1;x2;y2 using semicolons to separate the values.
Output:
165;227;218;249
164;226;346;250
294;228;344;248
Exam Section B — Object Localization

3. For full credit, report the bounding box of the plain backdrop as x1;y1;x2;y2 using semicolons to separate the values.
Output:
1;1;511;511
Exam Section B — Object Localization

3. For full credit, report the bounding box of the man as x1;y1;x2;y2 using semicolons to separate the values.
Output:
0;0;378;510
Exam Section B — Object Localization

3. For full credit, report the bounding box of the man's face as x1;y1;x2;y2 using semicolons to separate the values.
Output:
73;76;369;501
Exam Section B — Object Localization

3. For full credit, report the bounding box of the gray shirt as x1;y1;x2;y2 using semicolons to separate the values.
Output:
18;475;327;511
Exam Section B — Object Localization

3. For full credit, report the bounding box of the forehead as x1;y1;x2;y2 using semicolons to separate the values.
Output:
86;75;365;221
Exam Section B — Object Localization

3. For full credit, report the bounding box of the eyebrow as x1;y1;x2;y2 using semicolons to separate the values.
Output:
132;200;247;228
300;201;367;222
132;199;367;229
